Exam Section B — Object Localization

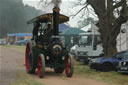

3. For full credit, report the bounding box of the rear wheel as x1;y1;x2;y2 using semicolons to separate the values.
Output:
25;43;30;73
65;54;74;77
37;54;45;78
54;68;64;73
25;41;35;74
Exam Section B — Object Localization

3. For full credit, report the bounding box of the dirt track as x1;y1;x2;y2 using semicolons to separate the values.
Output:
0;46;24;85
0;45;109;85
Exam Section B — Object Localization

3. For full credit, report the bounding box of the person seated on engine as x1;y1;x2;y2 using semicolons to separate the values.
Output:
44;23;53;39
32;21;41;40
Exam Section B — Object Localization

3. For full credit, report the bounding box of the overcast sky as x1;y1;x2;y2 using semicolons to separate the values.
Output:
22;0;97;27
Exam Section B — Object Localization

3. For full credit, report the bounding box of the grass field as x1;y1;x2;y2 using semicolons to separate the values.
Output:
3;45;128;85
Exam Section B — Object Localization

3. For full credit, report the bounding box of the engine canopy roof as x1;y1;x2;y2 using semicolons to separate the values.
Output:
27;13;69;24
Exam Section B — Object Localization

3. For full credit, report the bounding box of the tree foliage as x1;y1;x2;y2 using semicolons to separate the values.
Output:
78;17;94;28
0;0;42;38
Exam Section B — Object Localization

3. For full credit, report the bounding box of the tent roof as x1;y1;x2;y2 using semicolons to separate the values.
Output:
61;28;85;35
27;13;69;24
7;33;32;37
81;24;91;31
59;24;69;32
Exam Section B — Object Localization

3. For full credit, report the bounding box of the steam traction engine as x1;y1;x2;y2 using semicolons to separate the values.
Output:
25;7;74;78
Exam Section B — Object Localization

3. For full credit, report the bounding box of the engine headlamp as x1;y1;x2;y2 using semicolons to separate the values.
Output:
52;44;62;55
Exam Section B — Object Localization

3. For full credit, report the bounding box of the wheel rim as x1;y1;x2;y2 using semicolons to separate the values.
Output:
37;56;42;77
25;43;30;72
65;57;71;75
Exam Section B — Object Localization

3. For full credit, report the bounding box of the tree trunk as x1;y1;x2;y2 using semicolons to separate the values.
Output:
101;27;118;57
87;0;127;57
99;16;118;57
99;15;126;57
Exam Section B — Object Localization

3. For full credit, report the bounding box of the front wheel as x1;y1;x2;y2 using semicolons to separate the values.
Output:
37;54;45;78
65;54;74;77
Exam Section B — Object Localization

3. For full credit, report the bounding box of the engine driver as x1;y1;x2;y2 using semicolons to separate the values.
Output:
32;21;41;40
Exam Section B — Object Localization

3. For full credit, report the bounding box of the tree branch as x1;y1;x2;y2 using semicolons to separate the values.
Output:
73;3;89;18
113;0;126;9
87;0;106;17
111;15;127;34
120;0;128;20
74;0;86;6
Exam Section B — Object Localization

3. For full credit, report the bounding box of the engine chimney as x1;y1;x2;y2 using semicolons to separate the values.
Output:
53;7;60;36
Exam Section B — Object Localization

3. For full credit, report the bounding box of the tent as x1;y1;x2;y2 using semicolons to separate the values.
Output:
81;24;91;32
7;33;32;37
6;33;32;44
61;28;85;35
61;28;85;50
59;24;69;32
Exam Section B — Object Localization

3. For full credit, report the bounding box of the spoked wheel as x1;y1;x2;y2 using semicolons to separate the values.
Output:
25;43;31;73
25;41;35;74
37;54;45;78
65;54;74;77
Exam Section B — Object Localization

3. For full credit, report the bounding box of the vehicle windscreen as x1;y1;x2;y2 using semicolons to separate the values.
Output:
121;53;128;60
41;23;47;30
38;23;47;36
79;35;92;45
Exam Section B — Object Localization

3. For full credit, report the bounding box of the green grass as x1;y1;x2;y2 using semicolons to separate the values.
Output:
12;71;46;85
74;61;128;85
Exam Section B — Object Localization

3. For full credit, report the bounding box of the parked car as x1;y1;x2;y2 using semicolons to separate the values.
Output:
0;39;6;45
118;54;128;73
89;51;128;72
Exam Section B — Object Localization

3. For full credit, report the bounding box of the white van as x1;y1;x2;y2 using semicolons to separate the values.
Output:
70;32;104;64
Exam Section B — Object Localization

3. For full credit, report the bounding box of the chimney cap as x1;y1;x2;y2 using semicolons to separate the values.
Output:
53;7;60;12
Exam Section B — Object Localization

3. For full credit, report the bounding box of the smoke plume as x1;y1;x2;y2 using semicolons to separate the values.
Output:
51;0;62;7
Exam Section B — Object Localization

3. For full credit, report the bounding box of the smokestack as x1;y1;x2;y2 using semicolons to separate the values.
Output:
53;7;60;36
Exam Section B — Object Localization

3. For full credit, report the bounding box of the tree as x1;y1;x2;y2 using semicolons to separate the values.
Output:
74;0;128;57
0;0;43;38
78;17;94;28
